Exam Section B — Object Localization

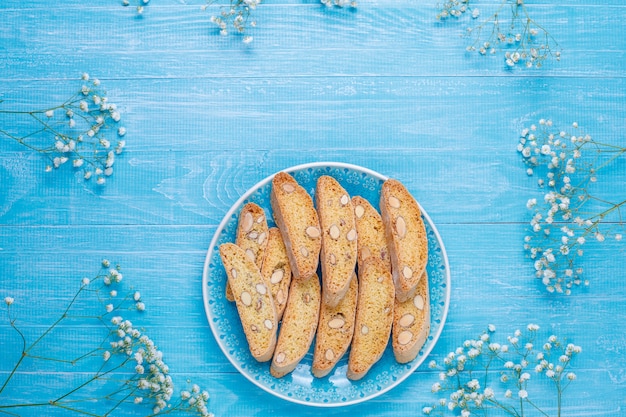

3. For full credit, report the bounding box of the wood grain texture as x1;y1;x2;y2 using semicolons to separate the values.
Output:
1;0;625;415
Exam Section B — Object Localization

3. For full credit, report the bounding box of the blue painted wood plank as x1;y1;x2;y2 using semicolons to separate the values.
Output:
0;4;625;78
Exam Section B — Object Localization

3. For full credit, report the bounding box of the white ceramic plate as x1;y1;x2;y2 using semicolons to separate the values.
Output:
202;162;450;407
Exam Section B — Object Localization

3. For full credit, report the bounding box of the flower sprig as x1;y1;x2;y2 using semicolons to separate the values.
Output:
1;260;212;417
202;0;356;42
423;324;581;417
518;119;625;294
202;0;260;43
436;0;561;68
0;73;126;186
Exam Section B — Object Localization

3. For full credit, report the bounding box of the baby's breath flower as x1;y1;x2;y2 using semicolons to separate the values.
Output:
0;75;127;186
519;120;625;293
438;0;560;68
2;260;213;417
425;324;581;416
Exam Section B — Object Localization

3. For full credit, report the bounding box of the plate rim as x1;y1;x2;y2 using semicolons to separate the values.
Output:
202;161;451;407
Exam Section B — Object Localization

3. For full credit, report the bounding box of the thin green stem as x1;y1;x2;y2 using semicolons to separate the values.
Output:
52;356;131;403
26;286;86;354
0;309;28;396
524;398;551;417
49;402;104;417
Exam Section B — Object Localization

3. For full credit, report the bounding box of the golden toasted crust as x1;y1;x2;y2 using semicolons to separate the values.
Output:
270;274;321;378
316;176;358;307
226;202;269;301
392;271;430;364
380;179;428;302
352;196;391;272
270;172;321;281
311;273;358;378
219;243;277;362
347;257;395;380
260;228;292;321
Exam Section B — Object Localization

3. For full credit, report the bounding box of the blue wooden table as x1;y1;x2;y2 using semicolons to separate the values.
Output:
1;0;625;416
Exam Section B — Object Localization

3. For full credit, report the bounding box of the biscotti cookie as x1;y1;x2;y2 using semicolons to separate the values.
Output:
219;242;277;362
347;257;395;380
352;196;391;272
315;175;358;307
270;171;322;281
311;273;358;378
380;179;428;302
392;271;430;364
226;202;270;301
260;227;292;321
270;274;321;378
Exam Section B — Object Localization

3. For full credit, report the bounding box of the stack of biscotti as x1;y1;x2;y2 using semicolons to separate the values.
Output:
353;184;430;368
218;170;432;376
381;179;430;364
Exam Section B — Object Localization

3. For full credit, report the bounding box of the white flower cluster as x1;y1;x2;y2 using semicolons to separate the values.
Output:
437;0;560;69
518;119;625;294
423;324;582;416
1;73;127;186
107;315;215;416
180;384;213;417
320;0;357;9
1;260;213;417
109;319;174;414
204;0;259;43
50;73;127;185
436;0;472;19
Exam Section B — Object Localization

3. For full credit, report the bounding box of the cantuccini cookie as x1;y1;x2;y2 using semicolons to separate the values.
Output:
347;257;395;380
226;202;269;301
260;227;293;321
316;175;358;307
219;242;277;362
352;196;391;272
270;171;322;281
392;271;430;364
380;179;428;302
270;274;321;378
311;273;358;378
